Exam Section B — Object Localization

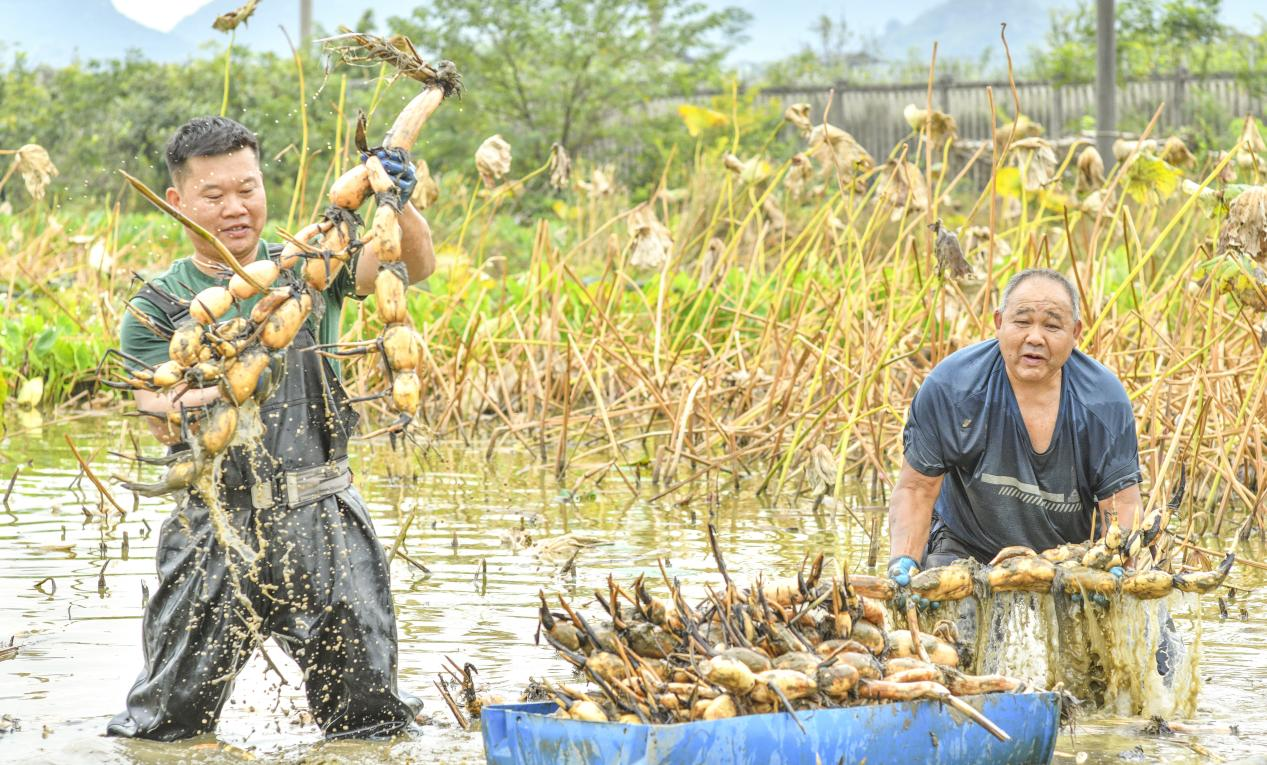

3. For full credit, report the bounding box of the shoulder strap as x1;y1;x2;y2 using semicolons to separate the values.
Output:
130;282;189;329
132;246;283;327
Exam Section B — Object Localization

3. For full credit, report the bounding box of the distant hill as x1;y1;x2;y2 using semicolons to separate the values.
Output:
0;0;421;67
879;0;1074;70
876;0;1267;72
0;0;195;65
1;0;1264;70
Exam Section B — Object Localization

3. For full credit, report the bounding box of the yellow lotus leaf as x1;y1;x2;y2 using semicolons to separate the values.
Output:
678;104;728;137
433;243;472;284
1040;190;1075;213
990;166;1023;199
17;376;44;408
1123;153;1182;204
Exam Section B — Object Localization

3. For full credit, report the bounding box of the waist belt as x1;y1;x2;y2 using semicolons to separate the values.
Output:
249;457;352;510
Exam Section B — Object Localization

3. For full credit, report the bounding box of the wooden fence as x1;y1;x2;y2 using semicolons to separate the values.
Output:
644;72;1267;159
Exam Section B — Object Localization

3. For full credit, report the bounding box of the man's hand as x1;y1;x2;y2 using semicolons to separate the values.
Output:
353;146;435;293
364;147;417;209
887;555;934;611
135;385;221;444
887;555;920;587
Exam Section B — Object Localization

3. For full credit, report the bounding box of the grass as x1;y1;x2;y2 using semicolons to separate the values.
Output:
2;63;1265;559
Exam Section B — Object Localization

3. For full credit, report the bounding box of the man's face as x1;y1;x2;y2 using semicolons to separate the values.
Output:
993;277;1083;387
165;147;266;262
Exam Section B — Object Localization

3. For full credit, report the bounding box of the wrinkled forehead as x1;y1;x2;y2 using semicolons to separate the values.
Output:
1002;279;1074;318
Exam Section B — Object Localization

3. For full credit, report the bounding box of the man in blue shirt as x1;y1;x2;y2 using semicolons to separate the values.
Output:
887;268;1143;577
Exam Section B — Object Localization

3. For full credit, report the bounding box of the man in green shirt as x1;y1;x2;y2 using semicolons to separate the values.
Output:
108;116;435;740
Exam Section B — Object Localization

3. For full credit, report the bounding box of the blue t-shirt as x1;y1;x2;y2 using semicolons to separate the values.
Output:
902;339;1141;561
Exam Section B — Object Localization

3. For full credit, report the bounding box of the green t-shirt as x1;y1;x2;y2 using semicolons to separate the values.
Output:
120;240;358;372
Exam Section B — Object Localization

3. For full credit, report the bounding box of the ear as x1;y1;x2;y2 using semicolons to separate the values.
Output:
1071;318;1084;344
992;309;1003;330
165;185;181;209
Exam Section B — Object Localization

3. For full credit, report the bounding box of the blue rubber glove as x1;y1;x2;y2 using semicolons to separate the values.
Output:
1108;566;1125;579
895;592;932;612
363;147;417;208
887;555;920;588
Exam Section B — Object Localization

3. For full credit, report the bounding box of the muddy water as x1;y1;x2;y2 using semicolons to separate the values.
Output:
1;416;1264;764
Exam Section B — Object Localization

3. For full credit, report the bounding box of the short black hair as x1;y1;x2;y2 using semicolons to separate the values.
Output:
165;116;259;184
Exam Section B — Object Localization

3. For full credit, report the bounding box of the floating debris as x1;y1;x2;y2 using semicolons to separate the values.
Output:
529;533;606;564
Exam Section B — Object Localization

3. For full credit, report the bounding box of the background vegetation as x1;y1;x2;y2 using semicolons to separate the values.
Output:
3;0;1267;213
3;0;1267;538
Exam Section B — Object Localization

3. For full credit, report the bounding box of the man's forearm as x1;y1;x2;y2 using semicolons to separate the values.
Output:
889;485;935;560
135;385;221;444
887;461;943;561
398;203;435;284
1099;483;1142;532
355;202;434;295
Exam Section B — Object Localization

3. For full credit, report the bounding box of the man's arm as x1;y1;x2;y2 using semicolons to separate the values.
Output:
355;202;435;295
888;458;945;560
134;386;221;445
396;202;435;284
1098;483;1141;531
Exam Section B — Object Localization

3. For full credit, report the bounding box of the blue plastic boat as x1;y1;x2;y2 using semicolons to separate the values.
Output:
482;692;1060;765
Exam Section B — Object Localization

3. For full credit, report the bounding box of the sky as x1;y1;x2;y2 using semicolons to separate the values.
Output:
106;0;947;64
22;0;1265;73
112;0;215;33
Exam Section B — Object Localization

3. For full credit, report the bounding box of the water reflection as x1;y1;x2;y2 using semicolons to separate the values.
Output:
0;416;1263;764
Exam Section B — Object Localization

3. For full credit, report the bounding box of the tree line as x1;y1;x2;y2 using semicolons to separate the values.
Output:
2;0;1264;209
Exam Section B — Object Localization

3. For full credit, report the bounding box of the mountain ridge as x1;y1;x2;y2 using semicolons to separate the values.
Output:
1;0;1263;71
